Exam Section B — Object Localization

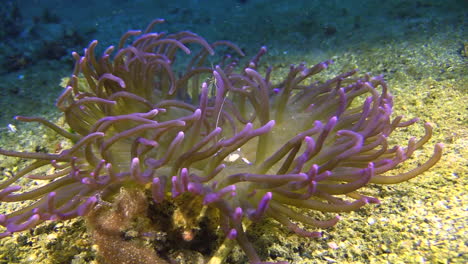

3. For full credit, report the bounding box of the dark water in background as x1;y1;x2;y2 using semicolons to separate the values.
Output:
5;0;467;53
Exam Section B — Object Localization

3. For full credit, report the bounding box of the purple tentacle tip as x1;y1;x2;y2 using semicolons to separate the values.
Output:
227;228;237;239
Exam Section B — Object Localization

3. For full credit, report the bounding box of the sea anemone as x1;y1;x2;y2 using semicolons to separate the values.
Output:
0;19;442;263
